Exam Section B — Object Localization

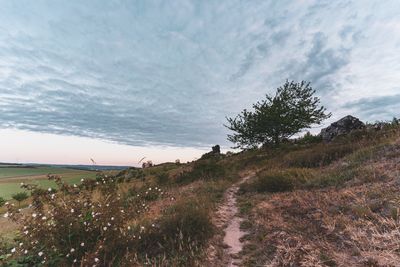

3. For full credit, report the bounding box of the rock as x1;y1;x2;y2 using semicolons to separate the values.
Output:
320;115;365;142
212;145;221;154
201;145;221;159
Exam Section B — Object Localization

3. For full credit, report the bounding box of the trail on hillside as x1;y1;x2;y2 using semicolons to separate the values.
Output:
206;175;251;266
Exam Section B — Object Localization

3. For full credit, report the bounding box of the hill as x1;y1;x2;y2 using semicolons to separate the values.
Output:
0;119;399;266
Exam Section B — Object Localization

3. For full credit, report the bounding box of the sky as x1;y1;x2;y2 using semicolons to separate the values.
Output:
0;0;399;165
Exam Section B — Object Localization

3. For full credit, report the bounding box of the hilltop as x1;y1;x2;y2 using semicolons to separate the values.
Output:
1;117;399;266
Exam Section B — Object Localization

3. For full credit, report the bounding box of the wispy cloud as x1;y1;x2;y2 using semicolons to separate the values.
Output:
0;0;399;147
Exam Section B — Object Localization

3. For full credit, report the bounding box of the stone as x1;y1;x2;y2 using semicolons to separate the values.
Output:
320;115;365;142
212;145;221;154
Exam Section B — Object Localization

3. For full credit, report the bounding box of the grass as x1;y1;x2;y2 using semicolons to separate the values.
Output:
0;166;84;179
235;125;400;266
0;167;96;199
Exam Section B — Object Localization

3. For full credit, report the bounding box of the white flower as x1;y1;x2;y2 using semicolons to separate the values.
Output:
111;217;114;221
80;242;85;247
32;213;37;218
48;188;52;192
42;216;47;220
103;226;107;231
71;209;74;213
73;259;77;263
38;251;44;257
19;243;23;247
24;250;28;254
127;226;131;230
11;248;16;253
95;258;99;262
70;248;75;253
3;212;9;218
120;210;124;213
81;179;84;182
73;184;77;188
24;230;29;235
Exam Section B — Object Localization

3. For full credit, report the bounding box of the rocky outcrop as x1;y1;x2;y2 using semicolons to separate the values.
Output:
201;145;222;159
320;115;365;142
212;145;221;154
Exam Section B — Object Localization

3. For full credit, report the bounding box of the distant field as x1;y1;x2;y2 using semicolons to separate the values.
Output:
0;166;97;200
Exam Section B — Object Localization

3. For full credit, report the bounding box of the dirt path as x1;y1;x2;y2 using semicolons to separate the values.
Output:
206;174;252;266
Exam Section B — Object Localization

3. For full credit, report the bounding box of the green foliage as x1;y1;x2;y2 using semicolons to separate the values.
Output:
240;169;314;193
11;192;28;207
176;159;225;184
0;197;5;207
296;131;322;144
252;172;295;193
156;172;170;185
226;80;331;148
283;143;357;168
4;175;165;266
132;199;213;265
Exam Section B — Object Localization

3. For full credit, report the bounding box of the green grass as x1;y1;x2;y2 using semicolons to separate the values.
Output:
0;168;96;199
0;166;86;179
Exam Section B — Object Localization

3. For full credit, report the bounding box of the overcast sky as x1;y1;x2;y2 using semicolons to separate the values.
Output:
0;0;399;165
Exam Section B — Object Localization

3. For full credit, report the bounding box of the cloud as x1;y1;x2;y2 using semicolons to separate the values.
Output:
0;0;399;147
342;94;400;121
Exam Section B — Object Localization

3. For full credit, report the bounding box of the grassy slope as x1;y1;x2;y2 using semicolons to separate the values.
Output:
230;126;400;266
1;126;399;266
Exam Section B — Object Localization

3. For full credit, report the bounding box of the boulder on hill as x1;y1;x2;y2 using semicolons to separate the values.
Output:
320;115;365;142
212;145;221;154
201;145;222;159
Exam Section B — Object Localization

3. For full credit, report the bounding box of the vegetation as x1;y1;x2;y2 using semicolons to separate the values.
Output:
11;192;28;208
0;167;97;200
0;197;5;207
1;106;399;266
176;158;225;184
236;121;400;266
0;159;226;266
0;166;91;179
226;80;330;148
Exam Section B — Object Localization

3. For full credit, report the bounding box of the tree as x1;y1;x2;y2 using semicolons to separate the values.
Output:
225;80;331;148
12;192;29;207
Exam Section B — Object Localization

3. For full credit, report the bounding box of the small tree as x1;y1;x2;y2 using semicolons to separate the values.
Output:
0;197;5;207
12;192;29;207
226;81;331;148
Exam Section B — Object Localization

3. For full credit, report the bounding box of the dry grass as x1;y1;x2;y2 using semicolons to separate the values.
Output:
238;129;400;266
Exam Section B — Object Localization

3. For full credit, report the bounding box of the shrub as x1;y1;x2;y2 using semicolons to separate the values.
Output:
0;197;5;207
11;192;28;207
252;173;294;192
4;174;165;266
156;172;170;185
296;131;322;144
241;169;313;193
133;199;213;265
176;159;225;184
283;143;357;168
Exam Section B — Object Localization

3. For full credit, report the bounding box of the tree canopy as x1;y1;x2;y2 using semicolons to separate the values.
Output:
225;80;331;149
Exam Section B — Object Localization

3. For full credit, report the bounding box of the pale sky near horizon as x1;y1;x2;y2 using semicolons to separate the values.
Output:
1;0;400;165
